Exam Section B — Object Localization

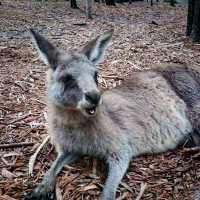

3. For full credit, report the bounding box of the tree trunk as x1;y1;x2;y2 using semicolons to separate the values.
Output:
186;0;195;36
191;0;200;42
117;0;124;4
186;0;200;43
151;0;153;6
85;0;92;19
70;0;79;9
105;0;116;6
170;0;175;6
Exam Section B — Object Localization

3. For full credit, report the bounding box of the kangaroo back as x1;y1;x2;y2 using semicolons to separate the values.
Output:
157;64;200;145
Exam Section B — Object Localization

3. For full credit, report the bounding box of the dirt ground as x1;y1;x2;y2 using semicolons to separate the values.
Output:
0;1;200;199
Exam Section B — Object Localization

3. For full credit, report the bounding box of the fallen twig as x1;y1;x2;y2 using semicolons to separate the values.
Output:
154;42;183;48
135;182;147;200
32;98;46;105
0;195;17;200
7;113;31;125
29;135;50;176
73;23;87;26
101;75;124;80
183;146;200;152
0;142;34;149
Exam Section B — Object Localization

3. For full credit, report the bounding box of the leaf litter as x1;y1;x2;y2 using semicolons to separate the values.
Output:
0;0;200;199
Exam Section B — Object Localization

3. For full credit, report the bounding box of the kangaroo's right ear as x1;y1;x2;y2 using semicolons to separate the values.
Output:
30;29;59;70
81;29;113;65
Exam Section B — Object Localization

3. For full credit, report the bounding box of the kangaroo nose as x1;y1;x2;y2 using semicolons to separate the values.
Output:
85;91;101;105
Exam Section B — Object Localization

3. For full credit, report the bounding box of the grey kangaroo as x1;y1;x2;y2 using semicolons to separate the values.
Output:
24;29;200;200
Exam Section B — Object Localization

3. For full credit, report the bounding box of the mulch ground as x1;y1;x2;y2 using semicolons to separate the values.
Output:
0;1;200;199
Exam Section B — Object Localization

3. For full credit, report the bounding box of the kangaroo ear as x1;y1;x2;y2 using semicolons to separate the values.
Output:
30;29;60;70
81;29;113;65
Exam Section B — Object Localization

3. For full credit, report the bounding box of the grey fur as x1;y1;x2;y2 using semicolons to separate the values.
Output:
24;30;200;200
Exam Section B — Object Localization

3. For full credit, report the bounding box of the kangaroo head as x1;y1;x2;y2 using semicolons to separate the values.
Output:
30;29;113;117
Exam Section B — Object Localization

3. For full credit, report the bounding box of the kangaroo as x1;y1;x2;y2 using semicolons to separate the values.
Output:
24;29;200;200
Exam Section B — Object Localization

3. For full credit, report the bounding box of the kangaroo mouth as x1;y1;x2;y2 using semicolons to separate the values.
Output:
85;106;97;116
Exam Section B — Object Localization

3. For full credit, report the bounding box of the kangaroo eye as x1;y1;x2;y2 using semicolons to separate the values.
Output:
94;72;98;85
61;74;77;89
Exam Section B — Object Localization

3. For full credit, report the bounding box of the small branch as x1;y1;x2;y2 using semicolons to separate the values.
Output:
183;146;200;152
0;195;17;200
135;182;147;200
7;113;31;125
14;81;27;92
29;135;50;176
73;23;87;26
101;75;124;80
0;142;34;149
32;98;46;105
155;42;183;48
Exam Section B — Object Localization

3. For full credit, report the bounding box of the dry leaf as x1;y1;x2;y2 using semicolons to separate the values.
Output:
79;184;98;192
135;182;147;200
0;195;17;200
1;168;17;179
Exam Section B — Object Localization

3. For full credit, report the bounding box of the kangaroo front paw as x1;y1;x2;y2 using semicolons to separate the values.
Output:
23;184;56;200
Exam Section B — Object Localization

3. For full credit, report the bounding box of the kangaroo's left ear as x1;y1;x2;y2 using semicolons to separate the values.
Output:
81;29;114;65
30;29;60;70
